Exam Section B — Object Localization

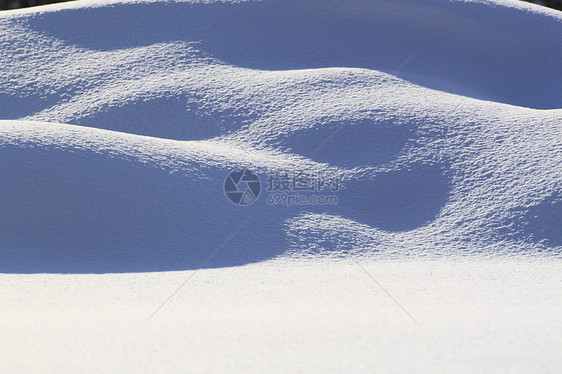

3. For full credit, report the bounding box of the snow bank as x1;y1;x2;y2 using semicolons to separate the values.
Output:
1;0;561;273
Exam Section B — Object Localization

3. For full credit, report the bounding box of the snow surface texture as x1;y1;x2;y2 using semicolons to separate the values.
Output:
1;0;560;273
0;0;561;372
1;259;561;373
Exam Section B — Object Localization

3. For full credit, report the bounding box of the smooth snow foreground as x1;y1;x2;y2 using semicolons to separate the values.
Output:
0;0;561;372
2;259;561;373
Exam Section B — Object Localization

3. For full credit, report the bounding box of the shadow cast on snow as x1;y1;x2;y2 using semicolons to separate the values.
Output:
2;139;559;274
0;140;453;273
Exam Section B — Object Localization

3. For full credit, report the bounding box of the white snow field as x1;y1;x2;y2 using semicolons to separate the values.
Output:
0;0;561;372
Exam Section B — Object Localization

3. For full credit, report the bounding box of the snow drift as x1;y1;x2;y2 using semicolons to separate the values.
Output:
0;0;561;273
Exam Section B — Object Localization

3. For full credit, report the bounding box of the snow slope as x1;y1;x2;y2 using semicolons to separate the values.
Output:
0;0;561;372
1;0;561;273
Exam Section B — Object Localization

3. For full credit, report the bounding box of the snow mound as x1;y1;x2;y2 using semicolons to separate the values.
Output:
1;0;561;273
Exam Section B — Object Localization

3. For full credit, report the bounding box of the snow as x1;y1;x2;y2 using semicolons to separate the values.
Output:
2;259;562;373
1;0;561;372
